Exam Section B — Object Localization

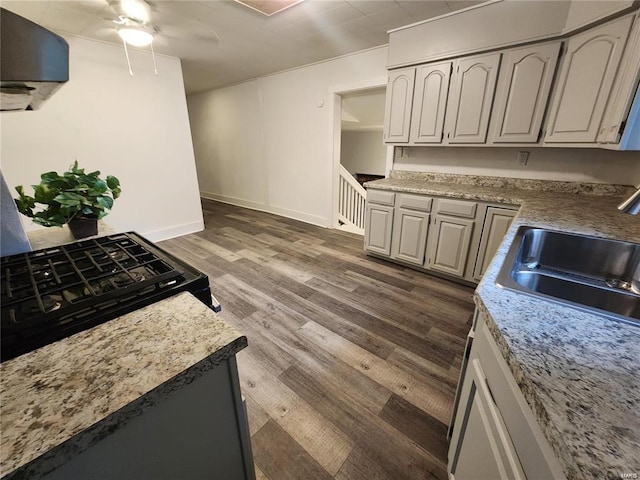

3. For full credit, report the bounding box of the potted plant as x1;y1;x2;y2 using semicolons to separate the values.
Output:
14;161;122;239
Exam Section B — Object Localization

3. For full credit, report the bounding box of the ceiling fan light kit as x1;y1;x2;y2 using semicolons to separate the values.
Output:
111;0;158;77
118;26;153;47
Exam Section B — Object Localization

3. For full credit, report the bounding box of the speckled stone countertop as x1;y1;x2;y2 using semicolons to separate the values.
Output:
26;221;116;251
0;292;247;480
367;171;640;480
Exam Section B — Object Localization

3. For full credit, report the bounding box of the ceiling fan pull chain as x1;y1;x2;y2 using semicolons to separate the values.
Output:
150;41;158;76
122;38;134;77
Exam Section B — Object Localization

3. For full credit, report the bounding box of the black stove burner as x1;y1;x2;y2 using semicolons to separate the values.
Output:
1;232;215;362
20;295;64;316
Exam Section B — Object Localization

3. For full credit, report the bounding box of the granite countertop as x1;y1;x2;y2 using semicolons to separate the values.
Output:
367;171;640;480
0;292;248;480
26;221;116;251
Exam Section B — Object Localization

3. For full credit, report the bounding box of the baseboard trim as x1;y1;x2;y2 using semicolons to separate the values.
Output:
200;192;266;212
141;220;204;242
200;192;330;229
267;204;328;229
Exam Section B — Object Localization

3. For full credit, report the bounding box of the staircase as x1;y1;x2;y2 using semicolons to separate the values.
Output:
338;165;366;235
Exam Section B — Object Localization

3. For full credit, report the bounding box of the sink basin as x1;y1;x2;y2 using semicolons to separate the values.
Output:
496;226;640;325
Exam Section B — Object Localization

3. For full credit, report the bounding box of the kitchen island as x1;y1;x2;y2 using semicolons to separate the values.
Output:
0;292;252;479
366;171;640;479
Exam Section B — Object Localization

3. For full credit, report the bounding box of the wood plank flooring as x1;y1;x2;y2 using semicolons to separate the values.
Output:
159;199;475;480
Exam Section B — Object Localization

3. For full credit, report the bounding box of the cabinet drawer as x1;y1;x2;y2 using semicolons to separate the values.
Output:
398;193;432;212
436;199;477;218
367;190;396;206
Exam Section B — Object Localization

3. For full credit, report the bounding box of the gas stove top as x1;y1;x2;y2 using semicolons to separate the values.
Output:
1;232;217;362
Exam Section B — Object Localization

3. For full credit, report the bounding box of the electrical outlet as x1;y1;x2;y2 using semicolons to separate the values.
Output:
516;151;529;166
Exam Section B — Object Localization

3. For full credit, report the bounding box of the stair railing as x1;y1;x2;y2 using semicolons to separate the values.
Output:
338;165;367;234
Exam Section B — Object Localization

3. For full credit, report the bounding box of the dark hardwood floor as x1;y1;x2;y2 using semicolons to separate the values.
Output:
159;199;475;480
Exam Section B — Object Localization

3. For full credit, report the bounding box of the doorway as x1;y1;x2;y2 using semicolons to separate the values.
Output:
332;85;392;234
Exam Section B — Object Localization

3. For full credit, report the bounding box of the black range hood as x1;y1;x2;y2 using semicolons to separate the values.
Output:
0;8;69;111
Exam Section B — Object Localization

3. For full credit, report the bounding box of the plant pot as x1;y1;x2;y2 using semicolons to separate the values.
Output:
68;217;98;240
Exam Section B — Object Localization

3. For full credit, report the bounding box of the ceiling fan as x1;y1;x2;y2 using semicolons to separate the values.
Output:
106;0;221;76
110;0;155;45
107;0;159;76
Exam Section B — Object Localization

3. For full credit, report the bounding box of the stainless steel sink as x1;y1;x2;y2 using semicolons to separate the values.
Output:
496;226;640;325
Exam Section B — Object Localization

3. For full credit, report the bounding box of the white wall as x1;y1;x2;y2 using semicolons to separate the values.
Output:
188;46;389;228
340;131;387;176
188;44;640;230
0;35;203;242
187;81;267;209
395;147;640;185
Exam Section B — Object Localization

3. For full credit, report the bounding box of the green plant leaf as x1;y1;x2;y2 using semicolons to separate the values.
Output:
106;176;120;189
96;196;113;210
40;171;59;181
14;161;120;226
93;179;108;193
70;160;83;174
54;192;83;206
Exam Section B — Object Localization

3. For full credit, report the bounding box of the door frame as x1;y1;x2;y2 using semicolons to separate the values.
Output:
328;77;393;229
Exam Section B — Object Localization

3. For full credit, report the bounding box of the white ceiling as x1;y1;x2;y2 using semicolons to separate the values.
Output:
0;0;483;94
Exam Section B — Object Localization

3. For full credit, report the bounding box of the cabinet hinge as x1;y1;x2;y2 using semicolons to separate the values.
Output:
618;120;627;136
456;65;460;73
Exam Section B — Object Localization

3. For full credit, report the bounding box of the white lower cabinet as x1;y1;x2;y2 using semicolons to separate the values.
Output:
426;216;474;277
449;358;526;480
391;208;430;265
364;189;518;284
364;204;394;256
473;206;518;280
449;313;566;480
364;190;396;256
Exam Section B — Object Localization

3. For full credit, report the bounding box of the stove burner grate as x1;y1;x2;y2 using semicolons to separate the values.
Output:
1;233;184;327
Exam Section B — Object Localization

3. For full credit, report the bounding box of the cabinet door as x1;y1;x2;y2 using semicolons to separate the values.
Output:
384;68;416;144
545;15;634;143
449;359;526;480
364;204;394;256
491;42;561;143
410;62;452;143
446;53;501;143
473;207;517;281
427;216;474;277
598;15;640;144
391;208;430;265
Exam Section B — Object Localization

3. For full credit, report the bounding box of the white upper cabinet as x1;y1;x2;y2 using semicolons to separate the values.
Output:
491;42;562;143
410;62;452;144
384;68;416;144
383;9;640;149
545;14;634;143
598;15;640;145
446;53;502;144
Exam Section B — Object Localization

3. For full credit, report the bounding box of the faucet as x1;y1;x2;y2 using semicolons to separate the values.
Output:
618;186;640;215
